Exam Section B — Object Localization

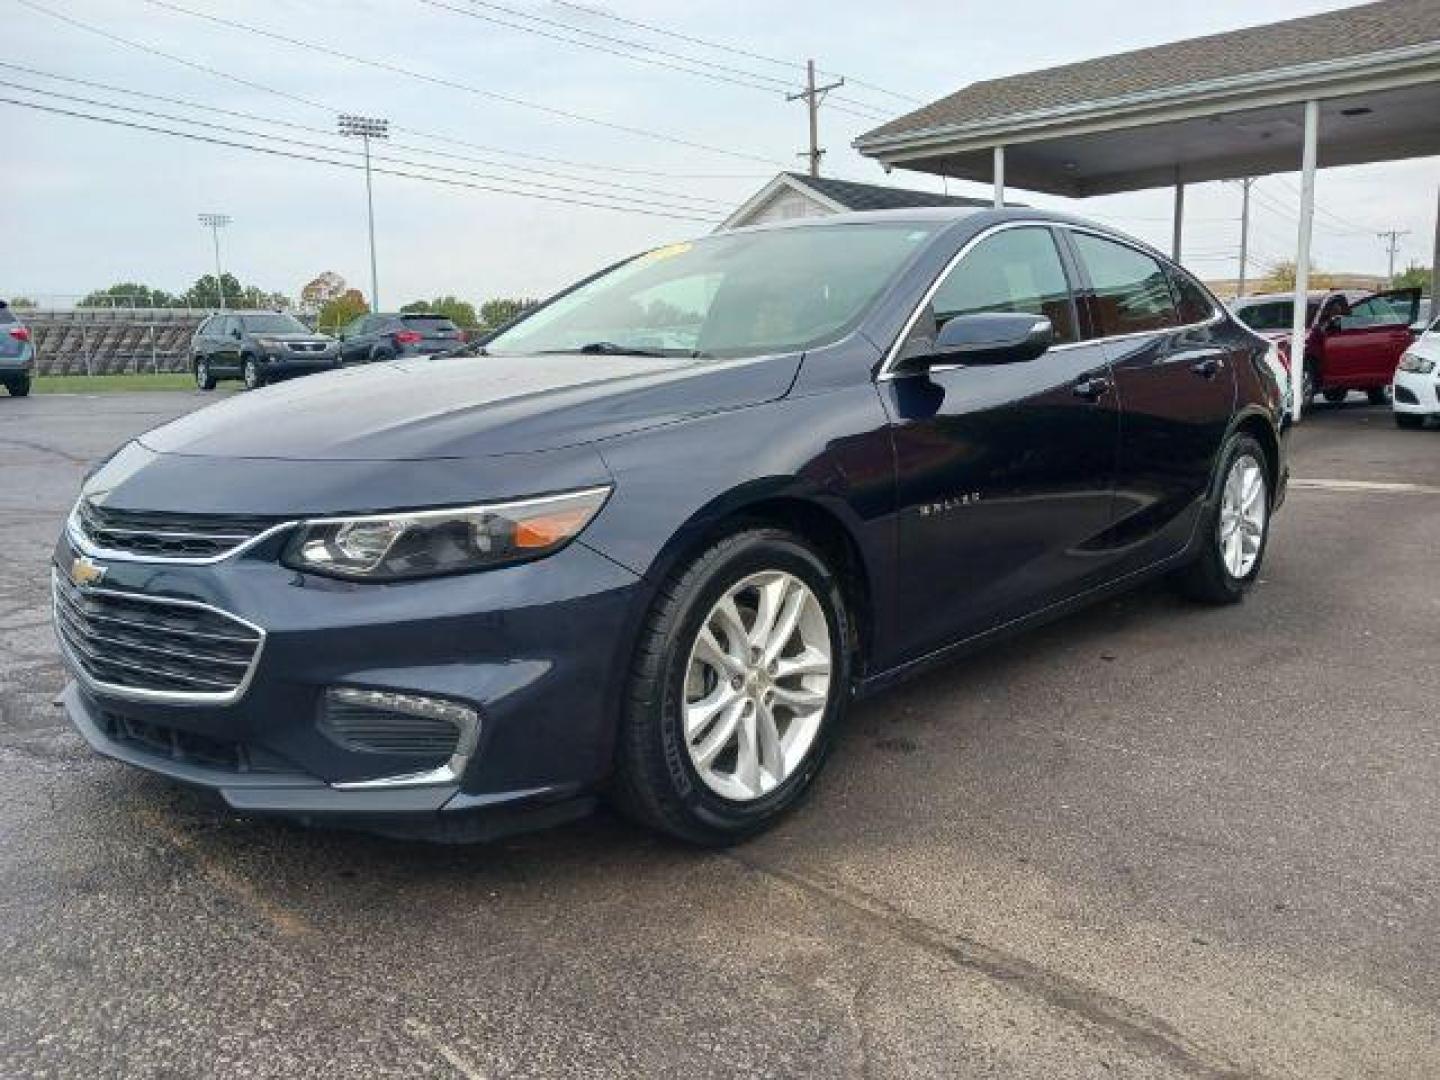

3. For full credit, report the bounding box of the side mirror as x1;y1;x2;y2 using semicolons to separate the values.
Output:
898;313;1054;373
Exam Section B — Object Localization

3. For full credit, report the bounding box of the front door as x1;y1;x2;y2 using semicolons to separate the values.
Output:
1321;288;1420;390
1065;231;1236;567
880;225;1120;660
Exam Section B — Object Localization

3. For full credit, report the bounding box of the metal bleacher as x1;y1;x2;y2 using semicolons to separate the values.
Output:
28;308;209;376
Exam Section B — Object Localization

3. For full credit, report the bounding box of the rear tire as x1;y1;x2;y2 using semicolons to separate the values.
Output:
1172;433;1271;605
5;375;31;397
372;348;396;364
1395;413;1424;430
1367;388;1389;407
1323;388;1347;404
194;357;217;391
611;528;852;845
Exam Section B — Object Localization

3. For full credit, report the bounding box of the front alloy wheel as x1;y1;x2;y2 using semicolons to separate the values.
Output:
613;528;851;844
194;358;216;391
242;356;263;391
683;571;832;802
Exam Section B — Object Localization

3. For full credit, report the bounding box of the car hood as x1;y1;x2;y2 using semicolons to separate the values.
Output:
140;351;802;461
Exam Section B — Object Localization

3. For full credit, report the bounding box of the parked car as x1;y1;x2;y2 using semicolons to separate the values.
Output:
0;300;34;397
1231;287;1420;404
336;312;465;364
54;209;1287;845
1392;313;1440;429
191;311;339;391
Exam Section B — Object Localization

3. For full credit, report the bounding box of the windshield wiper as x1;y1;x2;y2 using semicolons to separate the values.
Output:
541;341;671;358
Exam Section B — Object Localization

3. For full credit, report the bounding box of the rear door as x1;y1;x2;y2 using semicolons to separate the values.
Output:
1066;230;1235;566
338;316;370;363
216;315;243;372
1322;288;1421;389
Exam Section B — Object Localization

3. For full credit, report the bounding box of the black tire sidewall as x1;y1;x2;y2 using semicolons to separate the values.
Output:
1206;434;1271;597
649;534;850;838
242;356;261;390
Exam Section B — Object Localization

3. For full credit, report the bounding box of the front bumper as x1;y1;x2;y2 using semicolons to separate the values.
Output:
1391;369;1440;415
54;526;647;837
261;353;339;378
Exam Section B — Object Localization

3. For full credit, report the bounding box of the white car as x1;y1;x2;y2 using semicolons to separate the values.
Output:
1393;316;1440;429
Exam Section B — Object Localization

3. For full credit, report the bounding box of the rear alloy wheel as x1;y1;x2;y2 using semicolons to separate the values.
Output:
194;357;216;391
242;356;264;391
1173;433;1270;604
613;529;851;844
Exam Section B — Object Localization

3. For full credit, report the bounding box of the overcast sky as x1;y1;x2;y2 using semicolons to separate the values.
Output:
5;0;1436;308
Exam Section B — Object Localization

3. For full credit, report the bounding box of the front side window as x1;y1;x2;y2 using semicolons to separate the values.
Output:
1341;294;1411;329
1071;232;1179;337
239;312;308;334
919;226;1079;348
487;222;939;359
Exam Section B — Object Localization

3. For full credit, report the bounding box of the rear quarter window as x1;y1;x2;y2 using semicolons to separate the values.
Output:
1168;267;1217;324
1071;232;1179;336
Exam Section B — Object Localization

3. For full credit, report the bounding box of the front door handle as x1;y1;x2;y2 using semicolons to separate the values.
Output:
1073;375;1111;401
1190;356;1221;378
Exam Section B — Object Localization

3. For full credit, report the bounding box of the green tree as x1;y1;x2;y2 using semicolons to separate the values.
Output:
79;282;180;308
479;297;537;329
1394;263;1432;293
299;271;347;317
318;289;369;333
7;297;37;309
183;273;243;309
238;285;293;311
400;295;478;327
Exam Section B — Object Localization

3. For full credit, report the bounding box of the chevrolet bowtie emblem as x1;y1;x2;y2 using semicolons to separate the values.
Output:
69;555;107;589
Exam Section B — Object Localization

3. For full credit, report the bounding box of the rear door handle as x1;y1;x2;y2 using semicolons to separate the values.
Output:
1190;357;1221;378
1073;375;1111;401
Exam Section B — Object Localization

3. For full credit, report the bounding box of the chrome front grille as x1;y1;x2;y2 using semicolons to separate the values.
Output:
52;569;264;703
73;499;284;560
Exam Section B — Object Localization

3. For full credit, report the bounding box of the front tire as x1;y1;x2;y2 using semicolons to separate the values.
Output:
612;528;852;845
194;357;217;391
242;356;264;391
1395;413;1424;430
1173;433;1271;605
1367;387;1389;407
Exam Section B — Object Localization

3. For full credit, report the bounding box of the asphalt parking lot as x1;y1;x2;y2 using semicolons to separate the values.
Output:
2;390;1438;1079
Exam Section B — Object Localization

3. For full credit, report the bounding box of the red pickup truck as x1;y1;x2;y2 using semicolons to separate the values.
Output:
1231;287;1421;404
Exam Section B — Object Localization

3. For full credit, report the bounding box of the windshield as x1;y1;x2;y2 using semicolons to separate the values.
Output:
486;223;940;358
1233;299;1320;331
240;312;309;334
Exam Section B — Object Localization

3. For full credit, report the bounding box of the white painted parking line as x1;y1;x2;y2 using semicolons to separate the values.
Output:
1291;478;1440;495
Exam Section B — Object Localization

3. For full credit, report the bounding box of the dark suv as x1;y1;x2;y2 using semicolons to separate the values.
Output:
191;311;339;391
0;300;34;397
337;312;464;364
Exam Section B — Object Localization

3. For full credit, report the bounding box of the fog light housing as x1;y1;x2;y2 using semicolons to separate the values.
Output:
323;687;481;790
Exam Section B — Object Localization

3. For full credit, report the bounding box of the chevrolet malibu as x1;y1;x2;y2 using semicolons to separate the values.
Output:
54;209;1287;845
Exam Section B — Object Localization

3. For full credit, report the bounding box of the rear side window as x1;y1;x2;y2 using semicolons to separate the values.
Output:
1168;267;1216;324
926;226;1079;343
1071;232;1178;336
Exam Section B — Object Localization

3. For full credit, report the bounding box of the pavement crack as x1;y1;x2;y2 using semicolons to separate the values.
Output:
724;853;1261;1080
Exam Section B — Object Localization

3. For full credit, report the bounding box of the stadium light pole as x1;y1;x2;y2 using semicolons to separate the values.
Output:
338;113;388;311
197;213;231;310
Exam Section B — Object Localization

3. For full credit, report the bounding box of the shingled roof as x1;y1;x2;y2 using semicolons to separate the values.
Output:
859;0;1440;145
784;172;991;211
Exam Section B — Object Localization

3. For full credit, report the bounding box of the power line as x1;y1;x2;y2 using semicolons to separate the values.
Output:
25;0;787;167
425;0;891;121
0;97;719;222
546;0;924;106
0;63;738;212
2;81;730;217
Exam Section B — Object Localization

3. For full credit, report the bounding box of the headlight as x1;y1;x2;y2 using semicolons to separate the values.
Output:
282;487;611;581
1398;353;1436;374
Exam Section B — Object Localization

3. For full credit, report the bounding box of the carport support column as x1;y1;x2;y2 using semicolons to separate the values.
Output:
993;146;1005;209
1289;99;1319;424
1172;179;1184;261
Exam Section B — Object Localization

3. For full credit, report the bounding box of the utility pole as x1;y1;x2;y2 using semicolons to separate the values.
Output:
338;113;389;311
787;60;844;178
197;213;231;310
1236;178;1254;298
1377;228;1410;286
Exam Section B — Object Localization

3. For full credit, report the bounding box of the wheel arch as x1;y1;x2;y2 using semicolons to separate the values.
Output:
1228;407;1282;507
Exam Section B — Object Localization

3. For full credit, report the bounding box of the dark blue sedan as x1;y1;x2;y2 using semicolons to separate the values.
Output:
53;209;1286;844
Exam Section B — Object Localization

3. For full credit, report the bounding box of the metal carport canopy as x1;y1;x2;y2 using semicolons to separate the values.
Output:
853;0;1440;421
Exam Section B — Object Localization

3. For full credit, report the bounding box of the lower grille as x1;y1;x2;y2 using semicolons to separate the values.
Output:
52;569;264;702
74;499;284;560
96;709;291;774
320;697;461;757
1395;385;1419;405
